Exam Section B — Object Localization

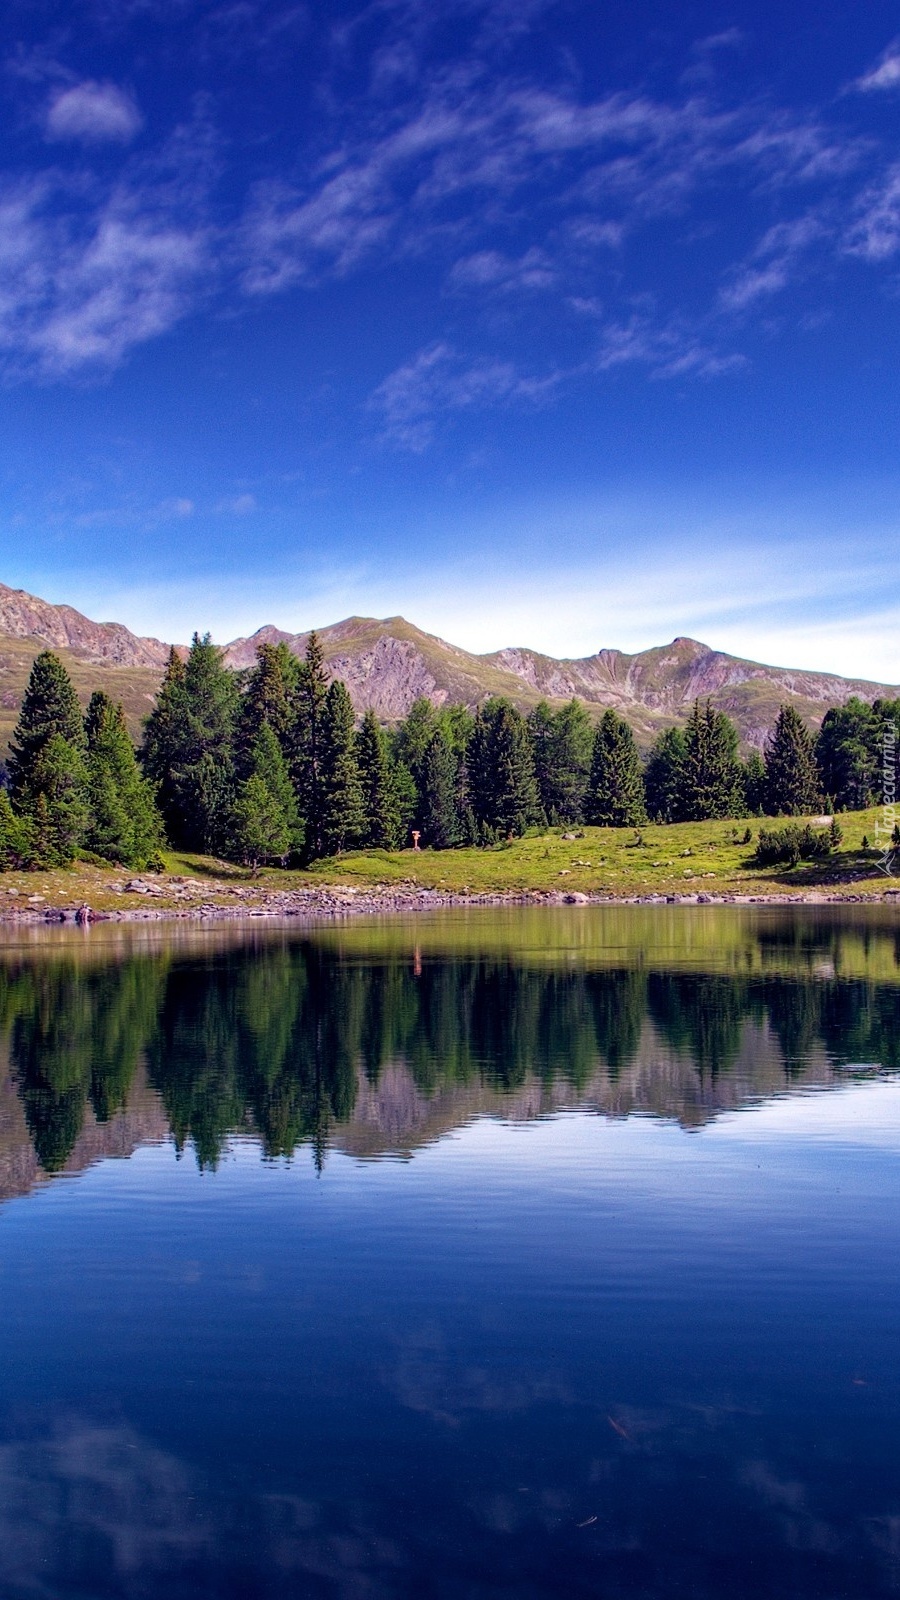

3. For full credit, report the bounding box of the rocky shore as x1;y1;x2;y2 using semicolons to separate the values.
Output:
2;874;900;926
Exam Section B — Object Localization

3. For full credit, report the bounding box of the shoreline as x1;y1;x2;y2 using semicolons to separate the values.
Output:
4;881;900;925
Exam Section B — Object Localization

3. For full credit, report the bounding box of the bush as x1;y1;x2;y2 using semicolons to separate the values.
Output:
753;823;834;868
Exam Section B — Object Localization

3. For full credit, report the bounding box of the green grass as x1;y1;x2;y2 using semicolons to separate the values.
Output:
300;808;894;896
1;807;896;918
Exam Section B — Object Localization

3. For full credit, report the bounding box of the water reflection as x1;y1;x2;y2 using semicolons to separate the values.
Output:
1;909;900;1599
1;907;899;1184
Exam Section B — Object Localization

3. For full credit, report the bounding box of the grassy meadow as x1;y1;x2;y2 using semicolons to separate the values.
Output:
1;805;897;917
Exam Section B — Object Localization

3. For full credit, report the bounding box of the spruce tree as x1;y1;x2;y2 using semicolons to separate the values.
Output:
470;698;540;838
290;631;330;859
85;692;165;867
528;698;592;824
0;791;34;869
678;700;743;821
231;774;290;875
243;724;301;854
320;681;363;854
389;758;418;844
141;647;188;826
454;739;478;845
142;634;238;852
29;735;89;865
742;749;768;815
585;710;647;827
9;651;85;803
764;704;821;816
236;641;299;772
420;727;461;847
644;726;686;822
355;710;399;849
527;701;555;822
874;698;900;804
815;698;879;810
393;697;439;828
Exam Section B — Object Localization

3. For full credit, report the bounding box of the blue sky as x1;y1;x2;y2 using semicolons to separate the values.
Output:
2;0;900;676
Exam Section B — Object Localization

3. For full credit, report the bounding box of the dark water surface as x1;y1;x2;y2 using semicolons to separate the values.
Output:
0;906;899;1598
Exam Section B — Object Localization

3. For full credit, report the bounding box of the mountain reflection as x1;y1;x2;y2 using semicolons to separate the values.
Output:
1;907;899;1184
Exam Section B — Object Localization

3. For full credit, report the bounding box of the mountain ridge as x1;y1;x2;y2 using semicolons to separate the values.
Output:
0;580;896;750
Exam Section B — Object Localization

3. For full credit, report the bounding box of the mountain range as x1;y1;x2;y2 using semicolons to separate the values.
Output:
0;579;895;753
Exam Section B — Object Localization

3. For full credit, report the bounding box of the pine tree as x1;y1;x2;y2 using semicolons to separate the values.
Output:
0;790;34;869
743;749;767;815
249;723;299;838
236;641;299;772
874;698;900;805
85;692;165;867
390;759;418;845
141;647;188;826
678;700;744;821
765;704;821;816
454;739;478;845
9;651;85;803
28;735;89;866
393;697;439;828
527;701;555;822
644;726;686;822
585;710;647;827
231;774;290;875
142;635;238;852
470;698;540;838
815;698;879;811
320;681;363;854
243;724;301;854
420;727;461;847
529;699;592;824
290;631;330;859
355;710;399;849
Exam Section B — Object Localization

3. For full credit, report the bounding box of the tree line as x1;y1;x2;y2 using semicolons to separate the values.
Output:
1;631;898;870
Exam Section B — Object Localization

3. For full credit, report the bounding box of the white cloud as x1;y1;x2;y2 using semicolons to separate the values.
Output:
853;40;900;93
45;81;143;144
0;113;215;377
371;341;564;449
237;70;857;300
447;246;555;292
216;492;257;514
844;163;900;260
0;19;899;394
719;214;825;311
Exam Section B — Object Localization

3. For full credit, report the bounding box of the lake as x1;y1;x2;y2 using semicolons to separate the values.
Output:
0;905;898;1598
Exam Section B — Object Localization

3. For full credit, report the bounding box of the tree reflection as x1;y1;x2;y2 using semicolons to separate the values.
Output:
2;922;900;1174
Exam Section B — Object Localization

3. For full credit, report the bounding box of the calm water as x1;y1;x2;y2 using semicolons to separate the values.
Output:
0;906;899;1598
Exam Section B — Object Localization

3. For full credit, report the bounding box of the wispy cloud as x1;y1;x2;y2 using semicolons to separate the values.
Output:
371;340;563;449
45;80;143;144
852;40;900;94
216;492;257;513
237;70;859;298
0;114;215;377
593;313;745;379
447;247;555;293
719;215;825;311
1;6;900;404
844;163;900;261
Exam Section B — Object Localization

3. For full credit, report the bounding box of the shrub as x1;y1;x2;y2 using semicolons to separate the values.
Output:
753;823;834;868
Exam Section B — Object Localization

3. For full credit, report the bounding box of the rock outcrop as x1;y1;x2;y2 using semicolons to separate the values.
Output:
1;580;899;748
0;582;170;667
